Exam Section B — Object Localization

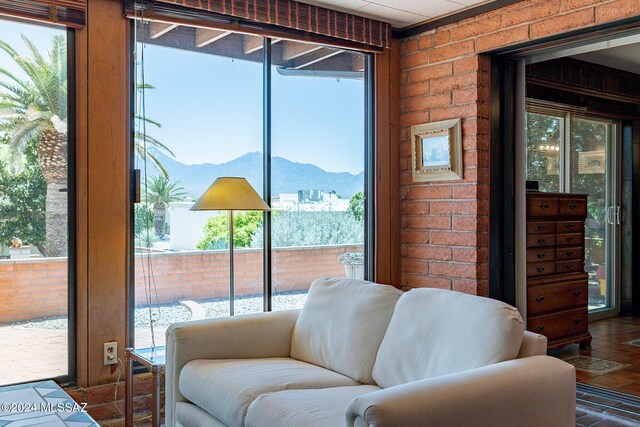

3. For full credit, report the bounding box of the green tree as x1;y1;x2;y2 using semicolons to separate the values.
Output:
197;211;263;250
0;35;68;256
348;191;365;222
134;204;154;235
143;175;187;237
0;139;46;251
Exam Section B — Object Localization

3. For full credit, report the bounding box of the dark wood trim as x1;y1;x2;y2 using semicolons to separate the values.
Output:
489;57;516;305
373;39;401;286
393;0;525;39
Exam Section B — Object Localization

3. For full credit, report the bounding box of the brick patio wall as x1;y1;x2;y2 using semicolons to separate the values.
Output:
399;0;637;296
0;244;362;323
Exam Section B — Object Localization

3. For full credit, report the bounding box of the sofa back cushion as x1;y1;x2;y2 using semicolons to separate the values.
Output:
372;288;525;388
291;278;402;384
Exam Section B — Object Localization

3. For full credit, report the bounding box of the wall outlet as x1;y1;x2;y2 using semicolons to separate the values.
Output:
104;342;118;366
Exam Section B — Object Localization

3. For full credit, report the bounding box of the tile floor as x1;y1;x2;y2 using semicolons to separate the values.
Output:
551;316;640;397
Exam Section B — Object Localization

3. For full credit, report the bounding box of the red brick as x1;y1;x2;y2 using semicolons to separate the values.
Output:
450;18;502;42
454;56;480;75
501;1;560;27
417;33;434;49
406;273;452;289
401;230;430;244
561;0;602;10
401;51;429;70
407;62;453;83
430;262;477;279
431;72;477;94
430;201;477;215
403;258;430;274
408;185;452;199
430;103;478;122
407;245;453;261
402;201;430;215
595;0;638;22
401;81;429;99
529;9;595;39
406;93;452;112
475;25;530;52
452;185;477;199
408;215;452;230
429;40;475;63
401;110;430;127
453;279;479;294
430;231;477;246
433;30;451;46
403;38;419;53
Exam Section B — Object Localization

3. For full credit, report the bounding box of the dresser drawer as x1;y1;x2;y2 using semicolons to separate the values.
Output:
556;247;583;261
556;233;582;247
526;234;556;248
528;308;588;340
527;248;555;263
527;197;559;218
559;198;586;218
528;281;587;316
556;221;583;234
527;221;556;235
556;260;584;274
527;261;555;277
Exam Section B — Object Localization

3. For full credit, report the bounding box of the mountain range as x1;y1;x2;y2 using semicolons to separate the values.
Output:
144;151;364;199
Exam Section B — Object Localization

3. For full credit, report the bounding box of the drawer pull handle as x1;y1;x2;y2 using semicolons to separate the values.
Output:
536;296;545;303
537;238;546;244
574;318;583;324
537;267;545;273
569;203;578;210
566;264;574;270
566;224;574;229
537;225;546;231
566;237;574;242
573;290;583;297
537;253;546;259
536;326;545;332
565;251;574;257
540;204;550;210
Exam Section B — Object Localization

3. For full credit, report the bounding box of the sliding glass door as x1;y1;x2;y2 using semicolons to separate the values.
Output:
131;22;371;347
526;104;620;317
0;17;73;385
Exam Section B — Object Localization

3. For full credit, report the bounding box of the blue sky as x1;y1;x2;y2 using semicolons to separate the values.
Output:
139;42;365;174
0;18;365;175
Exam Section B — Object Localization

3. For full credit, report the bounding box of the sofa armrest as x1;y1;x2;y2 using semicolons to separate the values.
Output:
165;309;300;427
346;355;575;427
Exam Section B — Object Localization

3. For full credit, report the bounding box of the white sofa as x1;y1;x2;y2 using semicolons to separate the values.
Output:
165;278;576;427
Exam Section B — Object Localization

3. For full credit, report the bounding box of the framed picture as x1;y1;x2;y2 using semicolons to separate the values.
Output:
410;118;463;182
578;150;605;174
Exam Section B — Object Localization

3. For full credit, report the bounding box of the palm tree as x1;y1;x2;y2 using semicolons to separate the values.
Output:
144;175;187;237
0;35;174;255
0;35;68;256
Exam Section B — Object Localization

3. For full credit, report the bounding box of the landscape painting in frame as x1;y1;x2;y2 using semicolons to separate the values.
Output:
410;118;463;182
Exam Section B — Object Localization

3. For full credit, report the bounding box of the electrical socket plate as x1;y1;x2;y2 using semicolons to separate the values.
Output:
104;341;118;365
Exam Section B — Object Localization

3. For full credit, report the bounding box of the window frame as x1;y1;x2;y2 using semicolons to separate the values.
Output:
128;22;375;347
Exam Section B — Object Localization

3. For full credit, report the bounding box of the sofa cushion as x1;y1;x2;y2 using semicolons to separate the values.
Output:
291;278;402;384
179;357;359;427
372;288;525;388
245;385;381;427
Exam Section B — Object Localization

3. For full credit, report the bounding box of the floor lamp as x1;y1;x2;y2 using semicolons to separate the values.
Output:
190;177;270;316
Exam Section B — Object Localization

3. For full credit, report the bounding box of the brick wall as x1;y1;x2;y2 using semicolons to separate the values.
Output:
399;0;637;295
0;244;362;323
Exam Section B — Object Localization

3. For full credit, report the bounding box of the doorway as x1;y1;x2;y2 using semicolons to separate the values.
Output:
525;105;621;319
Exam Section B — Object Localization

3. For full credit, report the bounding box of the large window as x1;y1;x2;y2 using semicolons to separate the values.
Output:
0;17;73;385
131;22;371;347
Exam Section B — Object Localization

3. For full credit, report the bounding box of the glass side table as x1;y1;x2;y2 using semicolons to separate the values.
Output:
124;346;165;427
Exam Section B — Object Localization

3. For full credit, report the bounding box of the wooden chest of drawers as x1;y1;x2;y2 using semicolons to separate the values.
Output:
526;192;592;349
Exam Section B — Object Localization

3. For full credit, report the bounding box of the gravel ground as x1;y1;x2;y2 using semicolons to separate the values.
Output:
6;292;308;330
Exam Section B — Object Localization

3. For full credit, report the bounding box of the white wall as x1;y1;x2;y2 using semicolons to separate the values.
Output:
168;202;219;251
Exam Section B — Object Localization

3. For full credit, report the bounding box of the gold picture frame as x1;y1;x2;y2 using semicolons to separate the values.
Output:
578;150;605;174
410;118;463;182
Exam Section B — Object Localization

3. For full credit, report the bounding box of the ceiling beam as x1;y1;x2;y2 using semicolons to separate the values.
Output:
243;36;281;54
282;41;323;61
149;22;178;39
291;49;344;70
195;28;232;48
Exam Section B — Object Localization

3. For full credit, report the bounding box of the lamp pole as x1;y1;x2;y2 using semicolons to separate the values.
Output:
229;210;234;316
